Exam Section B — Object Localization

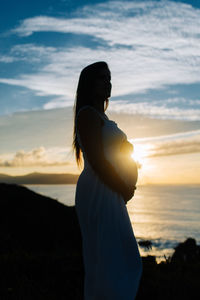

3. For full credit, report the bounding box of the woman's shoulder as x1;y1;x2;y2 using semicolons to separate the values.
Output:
76;106;104;128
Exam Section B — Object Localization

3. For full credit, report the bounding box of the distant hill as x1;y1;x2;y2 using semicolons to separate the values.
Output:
0;172;79;184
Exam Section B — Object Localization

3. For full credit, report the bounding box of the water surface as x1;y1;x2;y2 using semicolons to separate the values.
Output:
25;184;200;261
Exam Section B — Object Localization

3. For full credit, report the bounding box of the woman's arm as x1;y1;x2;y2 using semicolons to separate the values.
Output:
77;107;135;202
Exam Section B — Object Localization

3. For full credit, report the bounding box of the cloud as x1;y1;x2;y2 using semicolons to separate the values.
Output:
0;55;16;63
10;44;57;63
0;0;200;119
133;129;200;143
43;96;74;109
131;129;200;157
109;100;200;121
150;136;200;157
161;98;200;106
0;147;71;167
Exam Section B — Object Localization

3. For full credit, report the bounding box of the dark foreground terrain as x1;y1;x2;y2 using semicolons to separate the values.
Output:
0;183;199;300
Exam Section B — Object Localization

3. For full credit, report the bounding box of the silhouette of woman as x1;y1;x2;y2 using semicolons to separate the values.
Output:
73;62;142;299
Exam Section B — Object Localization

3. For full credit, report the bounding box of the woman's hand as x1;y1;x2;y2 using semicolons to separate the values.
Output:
122;185;137;204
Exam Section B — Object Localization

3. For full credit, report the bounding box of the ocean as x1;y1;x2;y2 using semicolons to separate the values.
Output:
24;184;200;262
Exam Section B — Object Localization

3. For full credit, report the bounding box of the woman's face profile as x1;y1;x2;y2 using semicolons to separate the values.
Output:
94;68;112;99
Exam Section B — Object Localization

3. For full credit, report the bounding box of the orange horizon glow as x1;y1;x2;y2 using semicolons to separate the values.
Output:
1;141;200;185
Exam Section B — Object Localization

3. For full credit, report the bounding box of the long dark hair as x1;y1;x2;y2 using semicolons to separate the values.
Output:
72;61;109;168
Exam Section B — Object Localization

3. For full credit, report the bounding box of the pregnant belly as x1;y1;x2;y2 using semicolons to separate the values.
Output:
105;151;138;188
118;154;138;187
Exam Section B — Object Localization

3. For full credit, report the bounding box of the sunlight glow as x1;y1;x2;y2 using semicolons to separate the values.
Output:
131;143;152;166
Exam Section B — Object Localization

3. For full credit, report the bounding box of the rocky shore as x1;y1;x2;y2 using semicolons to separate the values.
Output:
0;183;199;299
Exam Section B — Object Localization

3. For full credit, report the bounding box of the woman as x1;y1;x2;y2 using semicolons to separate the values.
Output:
73;62;142;299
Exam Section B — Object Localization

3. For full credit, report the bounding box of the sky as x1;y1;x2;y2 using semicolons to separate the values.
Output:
0;0;200;184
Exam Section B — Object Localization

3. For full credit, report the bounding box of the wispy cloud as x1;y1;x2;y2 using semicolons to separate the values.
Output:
131;129;200;157
0;55;16;63
0;147;71;167
0;0;200;119
109;100;200;121
149;136;200;157
164;98;200;106
133;129;200;143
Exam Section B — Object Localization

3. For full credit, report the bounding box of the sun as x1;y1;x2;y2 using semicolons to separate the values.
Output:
130;143;151;165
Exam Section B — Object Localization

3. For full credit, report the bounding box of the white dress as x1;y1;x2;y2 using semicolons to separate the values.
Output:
75;105;142;300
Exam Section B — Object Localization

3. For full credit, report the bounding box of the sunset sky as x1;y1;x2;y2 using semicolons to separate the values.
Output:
0;0;200;184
